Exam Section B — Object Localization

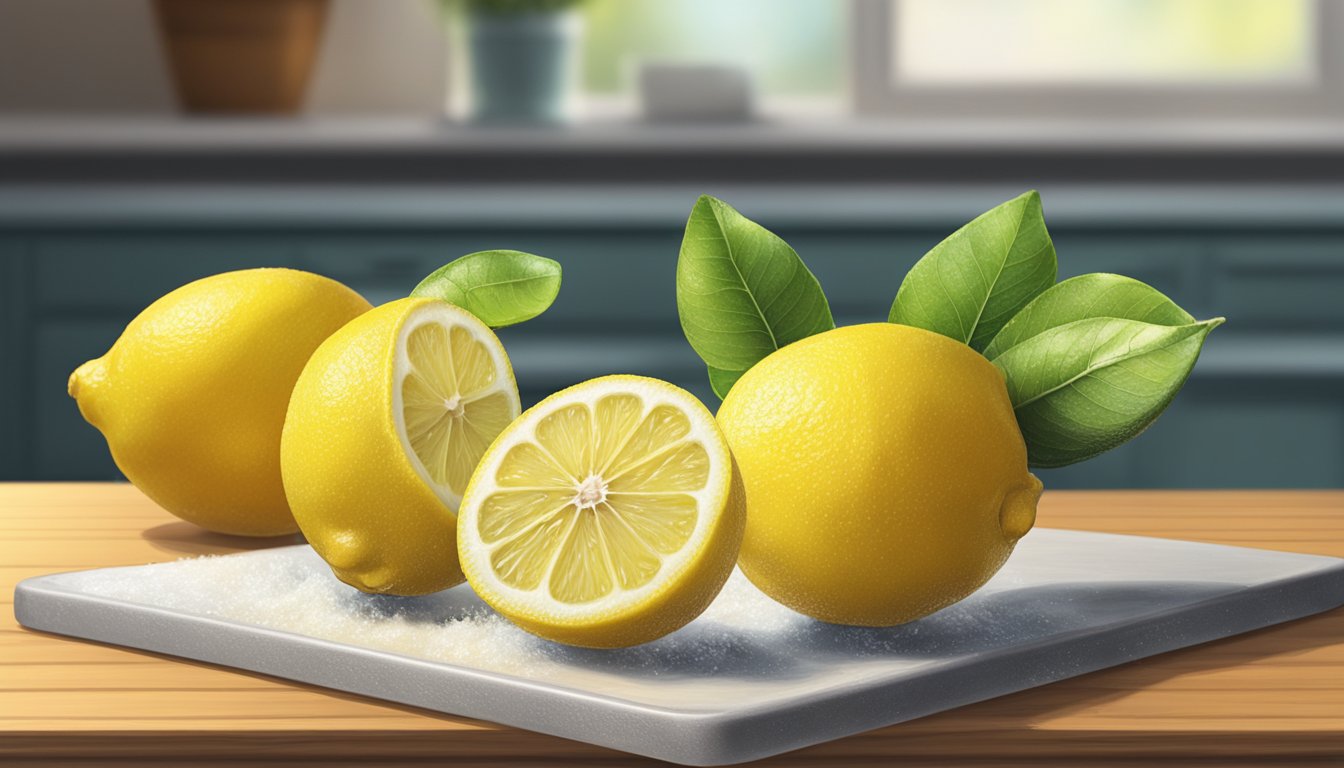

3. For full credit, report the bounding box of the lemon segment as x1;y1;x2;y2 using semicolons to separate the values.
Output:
282;297;520;596
458;375;745;648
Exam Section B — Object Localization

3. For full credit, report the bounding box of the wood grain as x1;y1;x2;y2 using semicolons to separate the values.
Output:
1;483;1341;766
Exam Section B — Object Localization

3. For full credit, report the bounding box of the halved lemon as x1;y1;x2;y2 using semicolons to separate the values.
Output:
282;297;520;595
457;375;745;648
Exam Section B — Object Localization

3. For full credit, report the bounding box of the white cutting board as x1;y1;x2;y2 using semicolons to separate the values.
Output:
15;528;1344;765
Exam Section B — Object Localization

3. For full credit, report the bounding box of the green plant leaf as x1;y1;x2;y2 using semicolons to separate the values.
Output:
411;250;561;328
983;273;1195;359
991;316;1224;468
677;195;834;395
707;366;746;400
889;190;1057;352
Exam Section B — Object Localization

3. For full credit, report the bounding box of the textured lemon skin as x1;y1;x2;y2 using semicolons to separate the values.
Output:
717;323;1041;627
282;297;518;596
459;375;747;649
68;268;371;537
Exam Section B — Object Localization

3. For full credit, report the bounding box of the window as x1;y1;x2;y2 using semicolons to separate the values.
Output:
897;0;1313;85
580;0;846;105
854;0;1344;117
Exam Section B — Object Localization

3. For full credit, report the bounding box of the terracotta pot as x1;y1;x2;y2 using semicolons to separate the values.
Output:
153;0;329;114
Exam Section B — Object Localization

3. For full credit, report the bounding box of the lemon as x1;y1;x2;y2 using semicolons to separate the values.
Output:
68;268;371;537
717;323;1042;627
457;375;745;648
281;297;520;595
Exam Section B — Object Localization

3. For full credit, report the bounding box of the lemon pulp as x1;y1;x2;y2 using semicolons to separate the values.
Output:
486;394;709;600
458;375;745;648
398;317;519;507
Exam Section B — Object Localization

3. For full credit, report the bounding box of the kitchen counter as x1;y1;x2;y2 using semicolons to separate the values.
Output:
3;484;1342;765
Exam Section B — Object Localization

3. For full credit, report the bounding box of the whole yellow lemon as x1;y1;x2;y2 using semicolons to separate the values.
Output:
68;268;372;536
282;298;520;595
716;323;1042;626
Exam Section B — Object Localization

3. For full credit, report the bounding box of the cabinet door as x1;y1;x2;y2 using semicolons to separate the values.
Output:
1211;238;1344;330
1132;379;1344;489
33;322;124;481
1049;234;1207;314
34;235;297;313
777;231;943;325
1033;445;1137;490
294;236;452;307
1;242;33;479
1039;379;1344;489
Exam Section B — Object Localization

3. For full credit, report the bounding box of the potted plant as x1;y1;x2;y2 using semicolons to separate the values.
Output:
445;0;586;124
153;0;329;114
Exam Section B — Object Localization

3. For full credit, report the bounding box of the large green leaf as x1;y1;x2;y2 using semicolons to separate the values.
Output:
677;195;834;394
983;273;1194;359
889;191;1057;352
411;250;561;328
992;316;1223;468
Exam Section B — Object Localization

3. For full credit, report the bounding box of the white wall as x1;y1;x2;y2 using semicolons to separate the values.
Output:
0;0;448;114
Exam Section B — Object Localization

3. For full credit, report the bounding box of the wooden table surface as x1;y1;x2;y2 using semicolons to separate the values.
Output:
2;483;1341;767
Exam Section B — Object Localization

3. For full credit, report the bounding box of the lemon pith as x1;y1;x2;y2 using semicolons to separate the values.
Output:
282;297;520;596
717;322;1042;627
67;268;371;537
458;375;746;648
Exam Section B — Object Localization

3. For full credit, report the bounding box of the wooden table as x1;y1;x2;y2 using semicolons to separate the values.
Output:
2;484;1341;766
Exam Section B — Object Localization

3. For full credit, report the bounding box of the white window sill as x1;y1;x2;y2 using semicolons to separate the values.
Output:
4;114;1344;154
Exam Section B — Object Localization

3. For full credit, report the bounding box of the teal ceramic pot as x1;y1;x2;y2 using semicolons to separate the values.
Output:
468;11;581;124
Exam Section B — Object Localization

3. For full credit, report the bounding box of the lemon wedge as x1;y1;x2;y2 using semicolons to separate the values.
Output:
457;375;745;648
282;297;520;595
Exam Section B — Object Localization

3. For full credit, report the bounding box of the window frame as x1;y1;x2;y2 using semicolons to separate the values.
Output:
851;0;1344;118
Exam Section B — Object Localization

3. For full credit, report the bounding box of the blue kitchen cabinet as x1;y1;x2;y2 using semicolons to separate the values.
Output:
1211;238;1344;329
4;204;1343;488
32;321;124;480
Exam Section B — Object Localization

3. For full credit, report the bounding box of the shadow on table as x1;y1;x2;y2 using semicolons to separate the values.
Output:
140;520;303;557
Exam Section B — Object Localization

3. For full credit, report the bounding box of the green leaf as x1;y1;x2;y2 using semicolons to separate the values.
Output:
707;366;746;400
991;316;1224;468
983;273;1195;359
889;190;1057;352
411;250;561;328
677;195;834;395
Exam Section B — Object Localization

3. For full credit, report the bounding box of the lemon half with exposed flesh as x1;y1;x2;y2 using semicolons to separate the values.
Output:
457;375;745;648
282;297;520;595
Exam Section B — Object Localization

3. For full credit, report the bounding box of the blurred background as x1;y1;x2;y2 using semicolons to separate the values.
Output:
1;0;1341;488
